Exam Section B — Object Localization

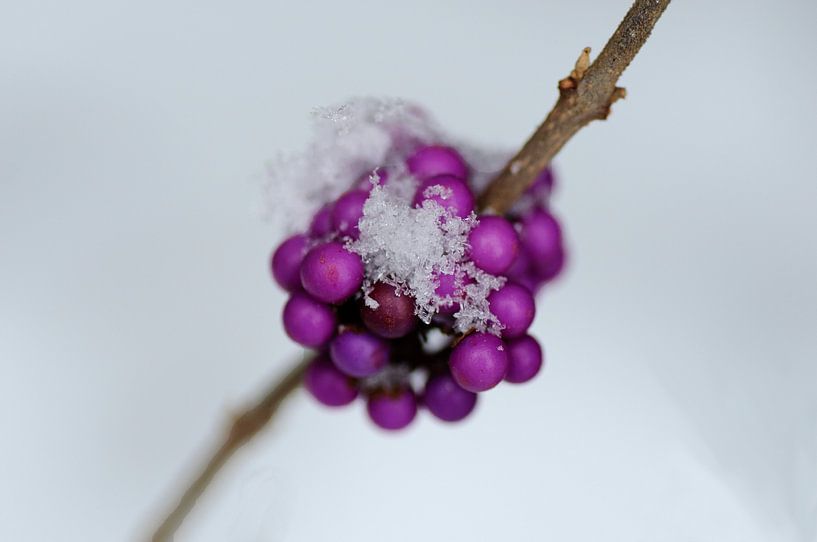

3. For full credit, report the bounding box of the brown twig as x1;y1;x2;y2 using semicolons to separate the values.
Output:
477;0;671;213
147;1;670;539
149;357;309;542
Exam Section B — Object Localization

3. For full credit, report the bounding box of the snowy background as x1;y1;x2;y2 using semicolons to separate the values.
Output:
2;0;816;540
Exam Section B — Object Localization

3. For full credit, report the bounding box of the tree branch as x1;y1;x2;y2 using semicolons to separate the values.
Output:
148;357;309;542
147;1;670;539
477;0;671;214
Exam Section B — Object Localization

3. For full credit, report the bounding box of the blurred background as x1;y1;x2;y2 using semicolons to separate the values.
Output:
2;0;816;540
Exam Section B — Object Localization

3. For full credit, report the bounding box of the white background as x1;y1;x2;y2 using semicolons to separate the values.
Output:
2;0;816;540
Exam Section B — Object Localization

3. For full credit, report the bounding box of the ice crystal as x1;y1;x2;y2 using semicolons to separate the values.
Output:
265;97;510;333
349;174;504;334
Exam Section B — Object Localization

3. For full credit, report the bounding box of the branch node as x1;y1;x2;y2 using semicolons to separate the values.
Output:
559;47;592;94
571;47;592;80
611;86;627;103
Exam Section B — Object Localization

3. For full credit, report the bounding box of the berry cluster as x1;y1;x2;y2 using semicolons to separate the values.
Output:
270;144;565;430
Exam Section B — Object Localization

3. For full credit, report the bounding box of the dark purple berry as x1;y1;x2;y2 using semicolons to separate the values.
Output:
488;282;535;338
367;389;418;431
449;332;508;392
300;241;364;304
361;283;417;339
406;145;469;180
282;292;336;348
270;234;308;292
504;335;543;384
468;215;519;275
304;355;358;406
329;328;390;378
423;373;478;422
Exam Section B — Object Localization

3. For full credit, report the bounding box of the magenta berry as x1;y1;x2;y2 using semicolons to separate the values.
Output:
367;389;418;430
406;145;469;180
433;270;473;316
433;271;459;315
468;215;519;275
412;174;475;218
282;292;336;348
361;282;417;339
505;249;540;293
526;167;556;198
520;207;563;274
270;234;308;292
304;355;358;406
331;189;368;239
504;335;543;384
300;241;364;304
488;282;535;338
329;328;390;378
449;332;508;392
423;373;478;422
309;203;333;238
535;243;566;283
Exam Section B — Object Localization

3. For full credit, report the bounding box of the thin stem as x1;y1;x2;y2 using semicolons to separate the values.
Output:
147;1;671;539
477;0;671;213
149;357;309;542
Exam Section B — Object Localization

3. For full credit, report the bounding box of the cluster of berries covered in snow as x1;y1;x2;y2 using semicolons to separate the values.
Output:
267;100;566;430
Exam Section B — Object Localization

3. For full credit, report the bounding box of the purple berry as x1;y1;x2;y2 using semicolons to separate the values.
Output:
433;270;473;315
309;203;334;238
433;271;459;315
300;241;364;304
361;283;417;339
535;243;566;283
505;248;540;293
423;373;478;422
520;207;563;274
406;145;469;180
506;245;531;280
270;234;308;292
488;282;535;338
331;189;369;239
329;328;390;378
282;292;336;348
514;273;542;296
304;355;358;406
468;215;519;275
504;335;543;384
526;167;556;198
412;175;475;218
449;332;508;392
367;389;418;430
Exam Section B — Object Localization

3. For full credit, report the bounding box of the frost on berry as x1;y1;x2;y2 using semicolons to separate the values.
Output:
268;97;566;428
263;98;439;233
349;179;504;334
263;97;510;233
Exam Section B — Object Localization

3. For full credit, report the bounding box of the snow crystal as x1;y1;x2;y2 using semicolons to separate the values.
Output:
263;97;511;232
263;98;441;232
264;97;513;333
349;174;505;334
